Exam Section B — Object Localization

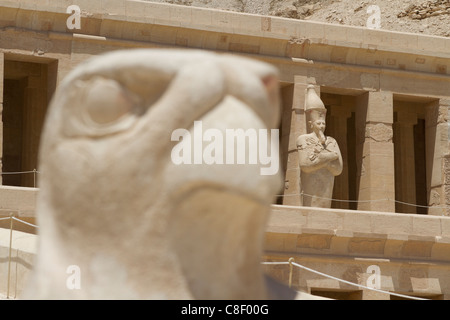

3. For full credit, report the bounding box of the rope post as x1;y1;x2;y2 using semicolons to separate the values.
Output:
288;257;294;288
33;169;37;188
6;212;14;299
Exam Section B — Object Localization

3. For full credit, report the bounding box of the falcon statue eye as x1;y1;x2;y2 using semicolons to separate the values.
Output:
84;77;136;125
61;76;144;138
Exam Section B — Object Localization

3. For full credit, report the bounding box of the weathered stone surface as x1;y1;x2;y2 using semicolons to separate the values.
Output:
365;123;393;142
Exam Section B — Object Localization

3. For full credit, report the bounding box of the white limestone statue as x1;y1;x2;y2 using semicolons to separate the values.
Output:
296;85;343;208
22;48;306;299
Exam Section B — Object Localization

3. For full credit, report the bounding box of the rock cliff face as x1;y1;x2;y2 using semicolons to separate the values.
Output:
398;0;450;20
147;0;450;37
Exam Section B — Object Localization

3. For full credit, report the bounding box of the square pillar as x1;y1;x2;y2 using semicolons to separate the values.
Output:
355;91;395;212
427;99;450;215
281;76;315;206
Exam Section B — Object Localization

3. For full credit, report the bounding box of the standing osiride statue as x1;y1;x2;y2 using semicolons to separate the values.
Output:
296;85;343;208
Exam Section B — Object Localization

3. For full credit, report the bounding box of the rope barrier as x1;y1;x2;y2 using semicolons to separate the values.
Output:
1;217;38;228
11;217;39;229
262;259;429;300
276;192;450;209
0;169;40;188
0;170;40;175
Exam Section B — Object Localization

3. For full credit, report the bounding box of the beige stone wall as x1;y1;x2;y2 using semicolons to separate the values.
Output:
264;205;450;299
0;186;38;234
0;0;449;299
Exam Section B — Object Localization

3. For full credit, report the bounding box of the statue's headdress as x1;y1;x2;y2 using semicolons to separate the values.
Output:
305;85;326;122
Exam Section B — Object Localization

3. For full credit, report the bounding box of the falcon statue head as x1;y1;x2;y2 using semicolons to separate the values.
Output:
24;49;288;299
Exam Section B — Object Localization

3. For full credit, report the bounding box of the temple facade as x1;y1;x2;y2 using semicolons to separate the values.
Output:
0;0;450;299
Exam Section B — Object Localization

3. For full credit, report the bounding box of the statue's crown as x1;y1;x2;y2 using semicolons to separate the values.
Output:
305;85;326;120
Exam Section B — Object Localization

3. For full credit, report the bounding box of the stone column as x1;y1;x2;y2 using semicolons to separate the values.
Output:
426;99;450;215
355;91;395;212
393;109;418;214
281;76;315;206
